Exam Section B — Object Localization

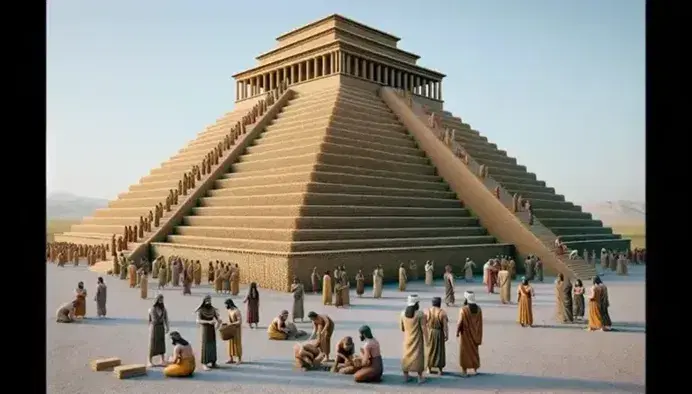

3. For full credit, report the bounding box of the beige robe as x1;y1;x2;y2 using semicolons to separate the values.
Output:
400;310;426;373
372;269;383;298
498;270;511;303
398;267;407;291
458;305;483;371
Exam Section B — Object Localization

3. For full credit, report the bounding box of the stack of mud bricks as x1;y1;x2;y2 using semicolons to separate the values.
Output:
91;357;147;379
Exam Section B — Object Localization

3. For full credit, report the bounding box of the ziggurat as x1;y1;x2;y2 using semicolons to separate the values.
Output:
55;15;630;291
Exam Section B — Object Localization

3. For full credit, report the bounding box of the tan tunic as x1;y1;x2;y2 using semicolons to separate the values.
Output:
498;270;511;303
398;267;407;291
399;310;425;373
457;305;483;371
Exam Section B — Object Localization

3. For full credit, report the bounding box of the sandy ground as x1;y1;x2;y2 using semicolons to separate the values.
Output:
47;263;645;394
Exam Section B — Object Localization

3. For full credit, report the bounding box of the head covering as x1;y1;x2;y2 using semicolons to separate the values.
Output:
225;298;236;309
153;293;164;307
280;310;289;317
406;294;420;307
463;291;476;304
358;325;373;339
195;295;212;312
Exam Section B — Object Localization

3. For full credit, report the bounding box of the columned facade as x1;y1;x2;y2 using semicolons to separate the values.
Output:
235;50;443;102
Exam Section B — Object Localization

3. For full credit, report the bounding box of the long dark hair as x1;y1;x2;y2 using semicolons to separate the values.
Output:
248;282;259;299
404;303;419;318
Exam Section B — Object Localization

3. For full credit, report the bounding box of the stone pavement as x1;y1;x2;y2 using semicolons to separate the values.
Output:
47;264;645;394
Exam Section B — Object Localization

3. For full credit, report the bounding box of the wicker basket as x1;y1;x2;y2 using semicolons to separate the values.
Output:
218;323;237;341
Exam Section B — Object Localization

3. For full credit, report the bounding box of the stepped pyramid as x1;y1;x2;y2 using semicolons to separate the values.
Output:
56;14;627;290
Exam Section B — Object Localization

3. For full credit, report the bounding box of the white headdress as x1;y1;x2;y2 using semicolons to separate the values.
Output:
406;294;420;307
463;291;476;304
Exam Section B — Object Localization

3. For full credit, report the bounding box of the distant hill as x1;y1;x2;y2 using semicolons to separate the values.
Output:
582;200;645;226
46;192;108;220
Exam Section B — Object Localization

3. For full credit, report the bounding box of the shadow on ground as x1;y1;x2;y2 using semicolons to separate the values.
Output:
133;357;644;392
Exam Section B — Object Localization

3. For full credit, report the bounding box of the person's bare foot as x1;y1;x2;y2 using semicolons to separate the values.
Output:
146;362;153;368
417;376;425;384
203;366;211;371
225;359;234;364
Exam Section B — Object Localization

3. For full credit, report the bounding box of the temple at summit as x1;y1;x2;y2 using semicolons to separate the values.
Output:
55;15;630;291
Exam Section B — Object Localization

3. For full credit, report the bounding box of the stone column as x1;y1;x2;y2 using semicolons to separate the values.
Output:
384;66;389;85
369;62;374;82
345;54;351;74
415;76;421;95
354;56;359;77
361;59;366;79
322;54;327;76
403;72;409;91
438;81;442;100
290;64;296;84
397;70;402;89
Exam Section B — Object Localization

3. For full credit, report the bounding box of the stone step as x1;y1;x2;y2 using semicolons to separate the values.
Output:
118;187;174;200
466;150;516;166
531;199;579;211
207;181;456;199
562;239;632;254
259;118;413;144
239;139;428;167
253;124;417;149
533;208;591;220
474;157;528;173
59;232;113;240
193;113;243;137
278;96;395;120
182;215;479;229
265;113;405;135
460;142;509;159
501;182;564;196
131;178;179;190
173;225;488;242
247;133;422;160
559;233;621;242
491;174;546;188
214;170;448;192
71;224;130;234
108;196;165;209
539;218;603;228
81;216;147;226
166;234;496;253
282;91;393;116
487;166;537;181
550;226;614;236
190;205;468;218
223;163;440;183
231;151;434;176
199;191;460;209
454;133;494;148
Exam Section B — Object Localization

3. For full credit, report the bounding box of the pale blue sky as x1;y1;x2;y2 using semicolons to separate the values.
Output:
47;0;645;204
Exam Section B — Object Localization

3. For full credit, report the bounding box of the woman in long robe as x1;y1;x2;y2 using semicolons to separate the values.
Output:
230;265;240;295
196;295;220;370
152;257;160;279
291;278;305;322
95;277;107;317
594;277;612;329
443;266;455;306
555;274;573;323
572;279;585;320
140;272;149;299
535;259;544;282
74;282;87;318
355;270;365;297
398;264;408;291
334;278;344;308
243;282;260;328
372;267;383;298
464;258;475;282
425;297;448;375
182;268;192;295
207;262;215;284
341;271;351;307
222;268;231;294
424;261;434;285
148;294;169;367
193;261;202;286
517;279;534;327
322;271;333;305
310;267;319;294
224;298;242;364
400;295;426;383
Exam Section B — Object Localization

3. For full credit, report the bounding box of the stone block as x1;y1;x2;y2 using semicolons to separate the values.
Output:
113;364;147;379
90;357;122;371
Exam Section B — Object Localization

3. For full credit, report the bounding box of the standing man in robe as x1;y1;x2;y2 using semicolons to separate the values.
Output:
425;297;448;375
555;274;574;323
409;260;419;281
534;257;544;282
140;271;149;299
310;267;319;294
372;266;383;298
463;258;476;282
148;294;170;367
508;258;517;280
498;267;511;304
193;261;202;286
400;295;426;383
196;295;220;370
231;264;240;295
355;269;365;297
424;260;434;286
398;263;408;291
457;291;483;377
158;264;167;289
443;265;455;306
322;270;333;306
94;277;107;318
128;261;137;288
290;276;305;322
524;256;535;281
482;259;491;285
172;260;181;287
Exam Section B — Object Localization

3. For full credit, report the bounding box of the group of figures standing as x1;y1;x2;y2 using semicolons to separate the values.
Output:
47;242;108;267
